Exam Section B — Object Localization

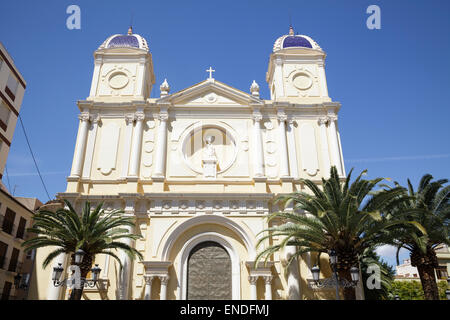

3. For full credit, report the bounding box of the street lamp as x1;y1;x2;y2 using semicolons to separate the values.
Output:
350;266;360;283
308;249;360;300
51;255;102;289
52;263;64;284
329;249;338;267
74;249;85;264
311;265;320;282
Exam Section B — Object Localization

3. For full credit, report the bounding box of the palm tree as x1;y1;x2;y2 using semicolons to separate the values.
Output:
22;200;143;300
384;174;449;300
256;166;421;300
359;248;395;300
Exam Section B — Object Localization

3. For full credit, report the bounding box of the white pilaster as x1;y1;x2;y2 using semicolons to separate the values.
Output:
252;112;264;177
128;110;145;178
327;115;344;176
135;58;146;98
286;119;299;179
88;58;102;98
264;276;273;300
318;117;331;178
159;275;169;300
153;112;168;177
318;62;329;97
70;112;91;178
82;114;100;179
121;114;135;178
249;276;258;300
144;276;154;300
273;58;285;98
277;111;290;177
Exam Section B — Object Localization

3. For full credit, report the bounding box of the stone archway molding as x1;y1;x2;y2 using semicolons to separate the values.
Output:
160;214;256;262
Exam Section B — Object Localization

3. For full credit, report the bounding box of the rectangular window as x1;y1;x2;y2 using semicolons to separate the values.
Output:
2;208;16;234
16;217;26;239
1;281;12;300
5;73;19;101
8;247;19;272
0;101;10;131
0;241;7;269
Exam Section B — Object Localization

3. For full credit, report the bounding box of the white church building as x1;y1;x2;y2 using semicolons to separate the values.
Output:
32;26;348;300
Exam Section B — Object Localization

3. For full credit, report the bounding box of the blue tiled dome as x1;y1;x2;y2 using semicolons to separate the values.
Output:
273;27;322;52
107;35;140;49
282;36;313;49
98;28;149;52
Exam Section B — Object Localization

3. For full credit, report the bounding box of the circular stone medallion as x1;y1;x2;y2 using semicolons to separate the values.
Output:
292;73;312;90
108;72;129;89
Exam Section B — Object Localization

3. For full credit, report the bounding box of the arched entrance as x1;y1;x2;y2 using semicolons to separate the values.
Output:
187;241;232;300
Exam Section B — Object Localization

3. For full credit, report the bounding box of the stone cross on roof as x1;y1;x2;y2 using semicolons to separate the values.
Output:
206;66;215;79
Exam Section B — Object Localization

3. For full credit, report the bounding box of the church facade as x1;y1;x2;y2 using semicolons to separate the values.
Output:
32;26;352;300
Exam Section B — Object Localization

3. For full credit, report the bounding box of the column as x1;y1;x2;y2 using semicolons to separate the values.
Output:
121;114;135;178
327;115;344;176
277;112;290;177
159;275;169;300
144;276;154;300
264;276;273;300
249;276;258;300
318;117;331;178
70;111;91;177
252;112;264;177
153;112;168;177
46;252;67;300
128;110;145;178
118;200;135;300
286;120;299;179
284;243;301;300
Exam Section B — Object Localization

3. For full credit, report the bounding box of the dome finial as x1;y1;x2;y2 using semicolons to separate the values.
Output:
289;25;294;36
128;26;133;35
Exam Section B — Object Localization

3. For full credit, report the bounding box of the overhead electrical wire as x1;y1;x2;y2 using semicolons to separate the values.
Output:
17;114;51;201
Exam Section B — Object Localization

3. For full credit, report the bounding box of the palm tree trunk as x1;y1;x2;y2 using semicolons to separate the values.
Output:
417;263;439;300
68;255;93;300
339;269;356;300
411;246;439;300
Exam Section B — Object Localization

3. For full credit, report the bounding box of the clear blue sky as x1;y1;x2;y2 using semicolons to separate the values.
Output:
1;0;449;267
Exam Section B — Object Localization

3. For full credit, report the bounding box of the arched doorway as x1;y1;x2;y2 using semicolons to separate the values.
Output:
187;241;232;300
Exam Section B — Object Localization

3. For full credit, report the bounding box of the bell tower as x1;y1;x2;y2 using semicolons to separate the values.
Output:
266;26;331;103
87;27;155;102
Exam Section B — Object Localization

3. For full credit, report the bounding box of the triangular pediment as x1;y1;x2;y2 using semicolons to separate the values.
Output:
156;79;263;107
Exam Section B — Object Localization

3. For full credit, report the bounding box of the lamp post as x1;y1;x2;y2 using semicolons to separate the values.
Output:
51;250;102;292
309;249;360;300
